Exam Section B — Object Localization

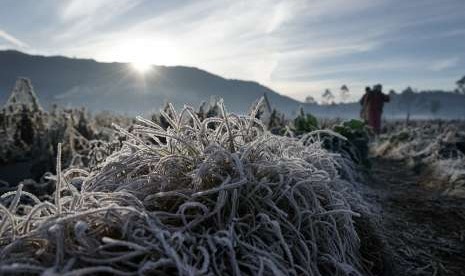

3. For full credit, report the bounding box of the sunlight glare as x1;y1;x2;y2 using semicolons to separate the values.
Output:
131;61;152;73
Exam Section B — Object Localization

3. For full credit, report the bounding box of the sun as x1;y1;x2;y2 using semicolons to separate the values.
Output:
108;38;177;74
131;61;152;74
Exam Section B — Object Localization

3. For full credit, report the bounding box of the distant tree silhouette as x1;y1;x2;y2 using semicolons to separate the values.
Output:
339;85;350;103
322;89;335;105
399;87;429;123
399;87;416;124
456;75;465;94
305;96;316;104
387;90;397;118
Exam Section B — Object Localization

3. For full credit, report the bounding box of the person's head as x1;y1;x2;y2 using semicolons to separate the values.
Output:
374;84;382;92
365;86;371;93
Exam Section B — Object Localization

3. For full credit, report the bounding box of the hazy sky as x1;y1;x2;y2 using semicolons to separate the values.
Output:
1;0;464;101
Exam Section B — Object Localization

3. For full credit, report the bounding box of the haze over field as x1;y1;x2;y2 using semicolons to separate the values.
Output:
1;50;465;119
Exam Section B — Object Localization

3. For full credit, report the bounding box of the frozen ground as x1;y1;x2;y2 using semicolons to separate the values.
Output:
366;158;465;276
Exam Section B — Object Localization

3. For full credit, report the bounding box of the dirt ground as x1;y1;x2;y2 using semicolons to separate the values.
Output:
366;158;465;276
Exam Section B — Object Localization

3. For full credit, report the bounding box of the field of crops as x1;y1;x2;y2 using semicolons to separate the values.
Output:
1;85;464;275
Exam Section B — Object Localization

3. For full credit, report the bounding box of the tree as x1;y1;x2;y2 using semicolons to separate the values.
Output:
387;89;397;118
339;85;350;103
322;89;335;105
305;96;316;104
456;75;465;94
399;87;416;124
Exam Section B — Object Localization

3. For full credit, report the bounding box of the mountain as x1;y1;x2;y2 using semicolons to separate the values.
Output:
0;50;301;115
1;50;464;119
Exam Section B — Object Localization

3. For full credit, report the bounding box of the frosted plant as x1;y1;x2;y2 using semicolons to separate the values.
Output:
4;78;43;114
0;79;124;180
374;120;465;196
0;99;373;275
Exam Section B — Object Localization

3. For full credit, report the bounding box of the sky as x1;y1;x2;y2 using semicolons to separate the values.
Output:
0;0;464;102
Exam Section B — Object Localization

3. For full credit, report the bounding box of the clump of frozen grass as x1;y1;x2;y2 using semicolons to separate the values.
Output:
0;99;370;275
374;121;465;196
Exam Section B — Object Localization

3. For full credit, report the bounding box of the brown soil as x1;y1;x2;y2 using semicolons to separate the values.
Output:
367;158;465;276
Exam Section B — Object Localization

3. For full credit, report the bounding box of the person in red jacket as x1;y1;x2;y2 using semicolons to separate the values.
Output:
360;84;390;134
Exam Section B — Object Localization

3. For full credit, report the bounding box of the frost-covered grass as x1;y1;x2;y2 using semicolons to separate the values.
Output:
0;103;129;185
0;100;371;275
374;120;465;196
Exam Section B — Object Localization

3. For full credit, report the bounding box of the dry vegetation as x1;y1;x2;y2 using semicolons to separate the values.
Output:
374;120;465;196
0;99;378;275
1;79;464;275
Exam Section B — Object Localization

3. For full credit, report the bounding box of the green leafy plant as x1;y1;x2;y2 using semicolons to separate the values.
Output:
332;119;371;167
293;107;319;134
